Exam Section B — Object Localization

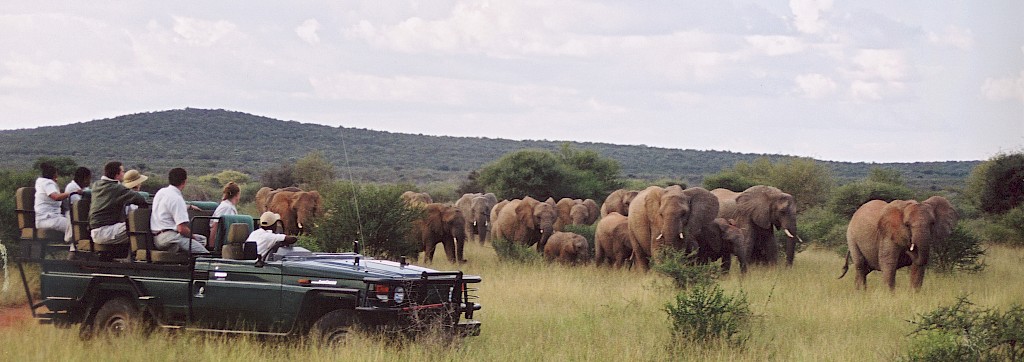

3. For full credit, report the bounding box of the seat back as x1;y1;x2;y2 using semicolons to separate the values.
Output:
127;208;154;260
15;187;35;230
222;223;253;260
71;199;91;247
212;214;255;251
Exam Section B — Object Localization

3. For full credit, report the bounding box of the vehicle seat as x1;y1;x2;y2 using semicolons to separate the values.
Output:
127;208;188;264
15;187;65;259
211;214;255;252
71;199;129;257
222;223;253;260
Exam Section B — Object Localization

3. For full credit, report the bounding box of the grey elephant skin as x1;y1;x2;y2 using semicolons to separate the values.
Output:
840;196;957;291
627;186;719;271
716;185;800;268
412;203;467;264
544;231;590;265
456;193;497;245
492;196;557;252
601;189;638;217
594;212;632;268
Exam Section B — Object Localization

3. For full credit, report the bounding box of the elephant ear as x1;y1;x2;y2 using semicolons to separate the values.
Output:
877;201;910;245
737;188;772;230
924;196;957;241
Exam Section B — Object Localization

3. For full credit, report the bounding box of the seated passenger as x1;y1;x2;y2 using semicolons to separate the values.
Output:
151;168;209;254
90;162;148;245
64;166;92;218
34;162;77;242
248;212;299;257
209;182;241;246
121;169;147;215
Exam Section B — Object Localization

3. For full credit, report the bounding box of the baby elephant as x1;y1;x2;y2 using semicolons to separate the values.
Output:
696;218;745;273
594;212;632;268
544;231;590;265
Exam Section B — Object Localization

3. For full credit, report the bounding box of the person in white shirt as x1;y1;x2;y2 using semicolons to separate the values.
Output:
34;162;77;242
209;182;241;247
150;168;208;254
248;212;298;256
64;166;92;217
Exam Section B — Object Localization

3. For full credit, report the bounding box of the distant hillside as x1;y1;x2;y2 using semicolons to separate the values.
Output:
0;108;978;189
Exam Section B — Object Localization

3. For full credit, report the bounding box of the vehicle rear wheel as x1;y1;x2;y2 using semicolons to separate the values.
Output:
92;297;149;337
311;309;356;346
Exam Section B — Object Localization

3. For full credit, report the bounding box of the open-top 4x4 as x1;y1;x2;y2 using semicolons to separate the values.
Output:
14;187;481;341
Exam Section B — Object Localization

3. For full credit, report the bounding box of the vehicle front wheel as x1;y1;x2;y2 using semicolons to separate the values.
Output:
92;297;150;337
311;309;356;346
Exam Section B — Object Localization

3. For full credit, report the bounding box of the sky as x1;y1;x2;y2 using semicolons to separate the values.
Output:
0;1;1021;163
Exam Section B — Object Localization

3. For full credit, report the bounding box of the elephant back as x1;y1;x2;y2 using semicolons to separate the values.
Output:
711;188;740;218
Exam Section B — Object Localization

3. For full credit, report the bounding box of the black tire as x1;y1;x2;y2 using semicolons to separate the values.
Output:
311;309;356;346
92;297;149;337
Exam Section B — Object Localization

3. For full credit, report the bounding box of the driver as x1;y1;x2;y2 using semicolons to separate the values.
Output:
248;211;298;256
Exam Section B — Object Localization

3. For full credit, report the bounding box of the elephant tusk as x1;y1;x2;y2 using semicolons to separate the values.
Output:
472;221;477;227
679;232;685;240
910;243;915;251
298;222;304;229
784;229;795;238
655;233;663;240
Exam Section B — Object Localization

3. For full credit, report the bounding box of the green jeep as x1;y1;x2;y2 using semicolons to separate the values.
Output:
13;187;481;341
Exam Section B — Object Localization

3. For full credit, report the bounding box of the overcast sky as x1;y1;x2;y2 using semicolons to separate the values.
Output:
1;1;1021;163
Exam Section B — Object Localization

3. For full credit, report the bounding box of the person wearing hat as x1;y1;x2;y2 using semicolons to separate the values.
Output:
122;169;147;215
89;161;148;245
248;211;299;256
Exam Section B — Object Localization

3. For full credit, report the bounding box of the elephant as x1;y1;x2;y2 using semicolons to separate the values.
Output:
601;189;638;217
582;199;599;224
710;188;740;219
627;186;720;271
719;185;800;267
569;204;590;226
255;186;302;213
840;196;957;291
492;196;557;252
456;193;497;245
489;199;510;240
695;218;745;273
554;198;581;231
594;212;632;268
411;203;467;264
266;189;322;235
401;191;433;206
544;231;590;265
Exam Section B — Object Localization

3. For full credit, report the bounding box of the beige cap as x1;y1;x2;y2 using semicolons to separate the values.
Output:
123;170;148;189
259;211;281;227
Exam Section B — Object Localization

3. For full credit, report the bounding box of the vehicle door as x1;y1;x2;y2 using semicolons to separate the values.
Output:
191;259;283;332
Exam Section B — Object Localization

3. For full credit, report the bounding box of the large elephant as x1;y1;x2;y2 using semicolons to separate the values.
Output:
582;199;599;224
401;191;433;207
255;186;302;213
601;189;638;217
719;185;800;267
710;188;740;219
544;231;590;265
627;186;720;271
695;218;745;273
411;203;467;264
266;189;322;235
554;198;581;231
569;204;590;226
840;196;957;291
459;194;497;245
594;212;632;268
489;199;510;240
455;193;481;241
492;196;557;252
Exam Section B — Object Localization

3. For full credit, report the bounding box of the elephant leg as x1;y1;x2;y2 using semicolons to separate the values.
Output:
882;266;898;291
633;249;650;272
455;236;466;263
721;254;731;274
909;264;925;291
443;238;457;264
855;266;869;290
425;241;437;263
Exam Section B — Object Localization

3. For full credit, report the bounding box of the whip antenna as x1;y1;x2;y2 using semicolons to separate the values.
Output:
338;126;364;243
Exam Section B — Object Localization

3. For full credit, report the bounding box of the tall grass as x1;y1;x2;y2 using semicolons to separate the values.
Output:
1;242;1022;361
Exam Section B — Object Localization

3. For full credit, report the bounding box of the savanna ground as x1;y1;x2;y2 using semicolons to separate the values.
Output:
0;242;1022;361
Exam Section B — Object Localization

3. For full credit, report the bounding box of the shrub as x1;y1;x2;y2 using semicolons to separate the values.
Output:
491;237;541;264
477;145;622;200
310;181;422;259
665;283;751;346
798;206;849;249
261;163;295;189
902;295;1024;361
965;152;1024;215
993;205;1024;246
0;170;36;247
702;170;756;192
293;150;335;190
239;182;263;204
931;224;985;273
829;180;914;218
653;248;721;290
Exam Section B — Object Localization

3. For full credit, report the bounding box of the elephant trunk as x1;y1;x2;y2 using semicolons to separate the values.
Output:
779;220;798;266
475;215;488;245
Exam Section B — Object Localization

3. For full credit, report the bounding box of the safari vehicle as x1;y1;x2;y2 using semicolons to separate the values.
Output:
13;187;481;341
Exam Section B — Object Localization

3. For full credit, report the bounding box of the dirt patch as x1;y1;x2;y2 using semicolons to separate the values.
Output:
0;304;31;329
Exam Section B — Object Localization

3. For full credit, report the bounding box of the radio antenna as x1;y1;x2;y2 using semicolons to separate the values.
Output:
338;126;364;243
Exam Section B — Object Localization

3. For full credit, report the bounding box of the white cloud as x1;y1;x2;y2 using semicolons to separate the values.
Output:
745;35;805;56
171;16;239;47
851;49;907;81
927;25;973;50
295;19;321;45
981;71;1024;103
789;0;833;34
0;59;66;88
794;73;837;98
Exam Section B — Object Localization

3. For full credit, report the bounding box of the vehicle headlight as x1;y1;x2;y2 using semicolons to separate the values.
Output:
393;287;405;303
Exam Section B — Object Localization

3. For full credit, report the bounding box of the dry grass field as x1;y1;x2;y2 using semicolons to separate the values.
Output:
0;242;1021;361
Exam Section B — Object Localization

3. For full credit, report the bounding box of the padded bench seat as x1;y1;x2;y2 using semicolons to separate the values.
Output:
127;208;189;264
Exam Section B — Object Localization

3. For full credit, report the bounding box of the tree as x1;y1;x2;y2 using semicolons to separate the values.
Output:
33;157;78;177
476;146;623;200
867;167;904;186
727;157;835;212
966;152;1024;215
703;171;756;192
557;144;623;199
293;151;335;190
828;181;914;218
261;163;295;189
456;170;485;195
310;181;422;259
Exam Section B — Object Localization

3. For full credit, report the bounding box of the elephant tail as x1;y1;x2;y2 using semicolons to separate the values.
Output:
838;250;851;279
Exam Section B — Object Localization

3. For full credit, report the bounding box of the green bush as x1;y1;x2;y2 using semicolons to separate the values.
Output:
477;145;623;201
491;237;541;264
798;206;849;249
902;295;1024;361
562;224;596;255
0;169;36;247
702;170;756;192
931;224;985;273
965;152;1024;215
239;182;263;204
994;205;1024;246
310;181;422;260
665;283;751;346
653;248;721;290
829;180;914;218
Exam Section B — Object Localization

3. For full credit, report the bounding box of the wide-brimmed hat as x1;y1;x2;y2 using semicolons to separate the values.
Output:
123;170;148;189
259;211;281;227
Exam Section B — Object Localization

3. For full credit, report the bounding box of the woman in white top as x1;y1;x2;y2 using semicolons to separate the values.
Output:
34;162;77;242
210;182;241;246
64;167;92;218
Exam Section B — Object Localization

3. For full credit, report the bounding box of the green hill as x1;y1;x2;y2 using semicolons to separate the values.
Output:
0;108;978;189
